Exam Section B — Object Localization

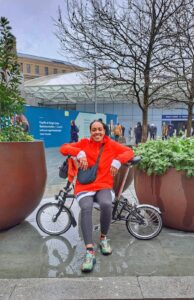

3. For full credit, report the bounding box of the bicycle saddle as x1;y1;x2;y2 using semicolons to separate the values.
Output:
130;156;141;165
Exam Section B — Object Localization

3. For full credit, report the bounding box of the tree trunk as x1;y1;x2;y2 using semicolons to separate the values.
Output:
142;107;148;142
186;103;193;137
187;57;194;137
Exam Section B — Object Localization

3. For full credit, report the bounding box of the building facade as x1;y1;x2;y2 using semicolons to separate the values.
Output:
17;53;84;81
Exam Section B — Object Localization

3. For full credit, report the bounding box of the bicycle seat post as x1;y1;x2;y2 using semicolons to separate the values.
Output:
116;163;131;199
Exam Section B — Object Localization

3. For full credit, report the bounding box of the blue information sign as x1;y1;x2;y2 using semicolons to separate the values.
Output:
24;106;117;148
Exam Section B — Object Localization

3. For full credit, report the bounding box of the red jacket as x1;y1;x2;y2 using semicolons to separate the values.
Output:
59;136;134;195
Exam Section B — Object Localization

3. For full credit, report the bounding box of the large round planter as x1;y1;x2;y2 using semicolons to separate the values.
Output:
0;141;47;230
134;168;194;231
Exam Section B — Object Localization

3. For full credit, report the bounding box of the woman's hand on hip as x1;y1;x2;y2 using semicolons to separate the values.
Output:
110;166;118;177
79;157;88;170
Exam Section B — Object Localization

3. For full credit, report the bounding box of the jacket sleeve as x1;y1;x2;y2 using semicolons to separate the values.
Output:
111;140;134;164
59;140;84;157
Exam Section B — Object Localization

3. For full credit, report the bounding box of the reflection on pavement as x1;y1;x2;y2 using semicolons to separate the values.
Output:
41;236;76;277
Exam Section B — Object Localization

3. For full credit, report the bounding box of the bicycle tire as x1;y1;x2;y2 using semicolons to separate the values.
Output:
126;205;162;240
36;203;72;235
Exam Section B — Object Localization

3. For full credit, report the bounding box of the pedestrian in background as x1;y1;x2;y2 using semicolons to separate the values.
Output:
134;122;142;145
113;123;122;141
14;114;29;132
162;122;168;140
128;127;132;141
149;124;157;140
121;125;125;137
70;120;79;142
168;124;174;137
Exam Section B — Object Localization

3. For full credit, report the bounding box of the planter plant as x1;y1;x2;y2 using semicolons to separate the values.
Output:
133;137;194;231
0;17;47;230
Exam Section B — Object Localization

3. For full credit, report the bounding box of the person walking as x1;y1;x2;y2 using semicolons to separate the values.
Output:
162;122;168;140
134;122;142;145
168;123;174;137
121;125;125;137
149;124;157;140
60;120;134;272
70;120;79;142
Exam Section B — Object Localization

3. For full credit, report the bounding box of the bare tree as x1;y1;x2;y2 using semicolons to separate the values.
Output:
56;0;187;141
163;1;194;136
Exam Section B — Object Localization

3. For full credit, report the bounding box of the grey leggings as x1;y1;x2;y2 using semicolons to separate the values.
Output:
79;189;112;245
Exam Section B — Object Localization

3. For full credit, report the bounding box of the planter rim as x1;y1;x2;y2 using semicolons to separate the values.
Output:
137;167;193;177
0;140;44;144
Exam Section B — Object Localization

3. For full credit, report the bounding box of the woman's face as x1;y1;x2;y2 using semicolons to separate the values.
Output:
90;121;105;142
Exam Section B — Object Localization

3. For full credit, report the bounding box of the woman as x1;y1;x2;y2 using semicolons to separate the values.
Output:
60;120;134;272
70;120;79;142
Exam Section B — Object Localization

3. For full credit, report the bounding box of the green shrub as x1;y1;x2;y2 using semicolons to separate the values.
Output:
0;126;33;142
134;137;194;177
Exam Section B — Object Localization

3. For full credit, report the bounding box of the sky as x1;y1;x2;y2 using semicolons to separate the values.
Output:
0;0;68;61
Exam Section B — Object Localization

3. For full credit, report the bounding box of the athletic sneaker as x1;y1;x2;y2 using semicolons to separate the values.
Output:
99;238;112;255
81;250;96;272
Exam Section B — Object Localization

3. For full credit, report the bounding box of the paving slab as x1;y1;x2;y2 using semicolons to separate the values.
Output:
1;277;194;299
7;277;142;300
139;276;194;299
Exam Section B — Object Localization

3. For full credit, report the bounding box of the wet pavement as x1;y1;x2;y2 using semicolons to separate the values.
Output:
2;207;194;279
1;147;194;280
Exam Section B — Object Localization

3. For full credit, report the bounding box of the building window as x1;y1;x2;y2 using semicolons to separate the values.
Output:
20;63;23;72
53;68;58;74
45;66;49;75
35;65;39;75
62;70;66;73
26;64;31;73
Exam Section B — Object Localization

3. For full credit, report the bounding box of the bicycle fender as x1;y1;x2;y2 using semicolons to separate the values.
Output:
136;204;161;214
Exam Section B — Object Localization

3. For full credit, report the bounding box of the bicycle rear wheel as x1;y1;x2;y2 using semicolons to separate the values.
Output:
126;205;162;240
36;203;72;235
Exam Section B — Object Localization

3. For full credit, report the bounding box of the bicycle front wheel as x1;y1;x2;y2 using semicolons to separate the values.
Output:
126;205;162;240
36;203;72;235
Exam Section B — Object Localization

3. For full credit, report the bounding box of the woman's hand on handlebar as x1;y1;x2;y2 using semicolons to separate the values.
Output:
110;166;118;177
79;157;88;170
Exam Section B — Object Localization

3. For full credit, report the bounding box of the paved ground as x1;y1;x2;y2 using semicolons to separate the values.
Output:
1;147;194;299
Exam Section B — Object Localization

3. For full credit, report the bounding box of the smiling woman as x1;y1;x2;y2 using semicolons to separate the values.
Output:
59;119;134;273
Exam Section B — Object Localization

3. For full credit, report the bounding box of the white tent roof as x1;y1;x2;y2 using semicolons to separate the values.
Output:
24;71;89;86
24;71;131;104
